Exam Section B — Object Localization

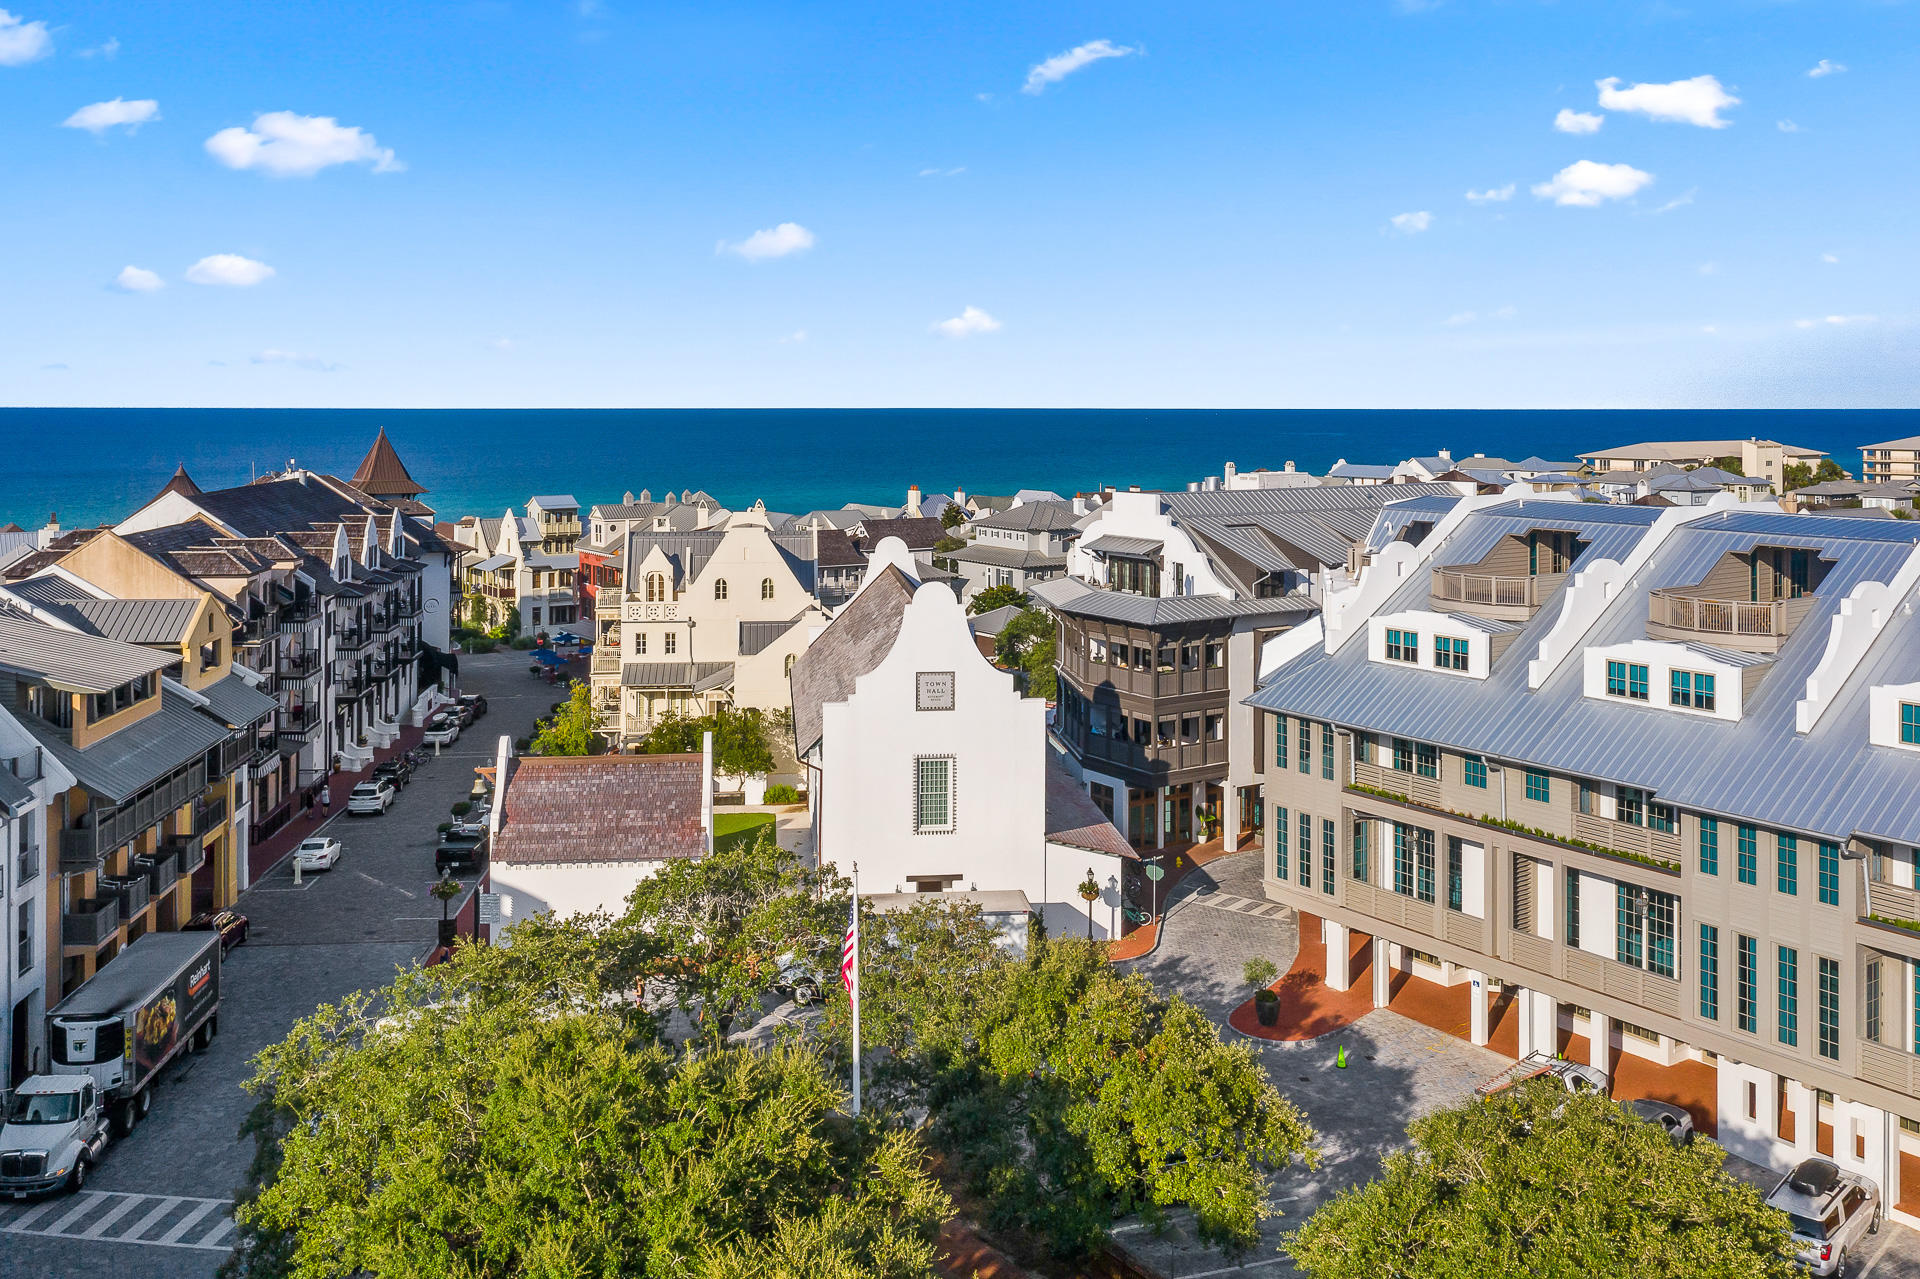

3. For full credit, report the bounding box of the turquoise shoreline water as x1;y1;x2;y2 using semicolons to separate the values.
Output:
1;408;1913;530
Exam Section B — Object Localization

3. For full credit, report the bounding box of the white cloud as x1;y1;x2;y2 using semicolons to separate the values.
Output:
778;329;807;344
1465;184;1515;203
62;98;160;135
488;337;514;352
933;306;1001;338
1554;108;1604;135
1490;305;1517;320
0;8;49;64
1808;59;1846;79
114;265;163;292
74;36;117;59
1796;314;1876;330
718;222;816;261
1821;253;1839;265
1653;188;1697;214
1531;160;1654;207
1445;306;1515;327
1777;119;1805;134
1022;39;1136;95
1389;210;1432;234
1445;311;1477;327
917;166;965;178
1698;261;1718;276
252;349;339;373
1596;74;1739;128
185;254;275;287
205;111;402;177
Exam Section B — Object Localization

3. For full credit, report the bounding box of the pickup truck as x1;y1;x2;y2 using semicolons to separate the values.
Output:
1475;1050;1609;1098
435;831;487;875
1;931;220;1197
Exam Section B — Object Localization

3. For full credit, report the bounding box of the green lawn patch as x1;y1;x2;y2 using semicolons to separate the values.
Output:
713;810;776;853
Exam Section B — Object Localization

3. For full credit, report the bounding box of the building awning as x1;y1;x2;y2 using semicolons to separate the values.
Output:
620;661;735;692
1080;535;1162;558
196;672;280;729
472;554;514;573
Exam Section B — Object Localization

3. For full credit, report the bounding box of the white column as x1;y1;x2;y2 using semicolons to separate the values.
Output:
1467;970;1489;1046
1371;937;1391;1008
1516;989;1557;1059
1785;1080;1818;1159
1155;787;1166;849
1323;920;1351;992
1588;1011;1612;1089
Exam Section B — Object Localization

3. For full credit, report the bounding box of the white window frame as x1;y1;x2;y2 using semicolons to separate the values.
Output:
913;755;956;834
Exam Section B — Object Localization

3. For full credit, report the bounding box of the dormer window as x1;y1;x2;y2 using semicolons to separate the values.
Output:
1904;702;1920;746
1386;628;1418;663
1670;670;1717;712
1605;660;1649;701
1433;636;1469;671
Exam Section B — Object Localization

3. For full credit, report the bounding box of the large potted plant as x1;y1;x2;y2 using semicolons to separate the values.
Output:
1246;956;1281;1027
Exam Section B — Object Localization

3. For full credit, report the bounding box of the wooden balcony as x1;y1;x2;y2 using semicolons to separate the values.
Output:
1060;650;1230;700
63;898;119;950
1866;877;1920;924
1859;1040;1920;1099
1647;589;1813;654
1071;730;1229;780
1430;568;1565;621
1350;758;1443;811
1570;811;1683;867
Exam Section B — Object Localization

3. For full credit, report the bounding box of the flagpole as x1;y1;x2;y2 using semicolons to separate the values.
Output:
850;862;862;1117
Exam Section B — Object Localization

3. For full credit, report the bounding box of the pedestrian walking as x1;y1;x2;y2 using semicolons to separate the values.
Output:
321;785;331;817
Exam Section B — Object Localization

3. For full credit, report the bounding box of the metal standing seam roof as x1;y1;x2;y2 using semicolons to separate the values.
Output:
195;672;280;728
0;766;32;812
1080;535;1164;558
13;689;229;803
619;661;735;692
1248;506;1920;843
0;613;178;692
1429;500;1666;570
56;598;206;645
1029;577;1320;626
623;528;820;594
943;543;1068;570
739;617;800;656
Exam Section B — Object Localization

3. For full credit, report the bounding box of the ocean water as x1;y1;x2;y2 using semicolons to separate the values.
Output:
1;407;1914;530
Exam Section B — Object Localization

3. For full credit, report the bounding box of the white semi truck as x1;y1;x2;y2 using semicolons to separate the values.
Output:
0;931;222;1197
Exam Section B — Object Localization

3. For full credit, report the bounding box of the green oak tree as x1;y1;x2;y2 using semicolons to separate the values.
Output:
993;606;1057;699
529;681;596;755
1287;1082;1799;1279
638;705;776;776
967;584;1029;615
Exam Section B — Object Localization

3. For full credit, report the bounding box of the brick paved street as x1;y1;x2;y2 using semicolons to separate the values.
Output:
1;652;550;1279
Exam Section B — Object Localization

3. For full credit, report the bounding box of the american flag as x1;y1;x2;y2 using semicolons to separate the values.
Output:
840;895;859;994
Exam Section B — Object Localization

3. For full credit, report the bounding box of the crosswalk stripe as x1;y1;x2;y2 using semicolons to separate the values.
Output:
79;1193;147;1239
1;1197;67;1232
158;1199;220;1245
122;1195;186;1242
42;1191;106;1235
196;1215;238;1248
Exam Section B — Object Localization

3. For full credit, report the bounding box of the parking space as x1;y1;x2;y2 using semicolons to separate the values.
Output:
2;653;549;1279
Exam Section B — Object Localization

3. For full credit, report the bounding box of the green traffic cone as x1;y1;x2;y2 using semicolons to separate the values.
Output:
1335;1045;1348;1069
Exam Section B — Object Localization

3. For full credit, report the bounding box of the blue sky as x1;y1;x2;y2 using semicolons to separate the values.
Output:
1;1;1915;408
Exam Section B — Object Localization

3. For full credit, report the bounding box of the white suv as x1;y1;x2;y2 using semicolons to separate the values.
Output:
347;779;396;815
422;715;460;747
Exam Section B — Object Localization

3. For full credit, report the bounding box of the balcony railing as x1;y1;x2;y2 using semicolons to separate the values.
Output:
3;746;45;784
279;599;317;624
1430;568;1564;619
1866;877;1920;924
278;648;321;678
63;899;120;949
1072;730;1229;777
1060;653;1231;700
1570;811;1683;866
193;793;229;836
98;873;151;921
133;847;179;897
1647;589;1812;653
15;842;40;888
58;766;205;869
168;837;206;877
1350;758;1444;811
338;626;375;652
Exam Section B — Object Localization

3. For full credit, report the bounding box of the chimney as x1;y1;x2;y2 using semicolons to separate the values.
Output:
1224;461;1237;482
489;735;512;836
1072;496;1087;515
906;484;923;517
1284;460;1296;473
1439;448;1453;463
953;486;967;509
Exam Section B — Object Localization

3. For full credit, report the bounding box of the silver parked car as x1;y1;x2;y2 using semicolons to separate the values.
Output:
1763;1156;1880;1276
1623;1098;1695;1147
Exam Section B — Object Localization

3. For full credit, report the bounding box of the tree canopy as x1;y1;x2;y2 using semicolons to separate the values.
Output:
993;606;1057;699
938;502;966;529
967;584;1029;615
1287;1082;1799;1279
530;681;596;756
638;704;776;776
223;918;947;1279
1783;458;1848;491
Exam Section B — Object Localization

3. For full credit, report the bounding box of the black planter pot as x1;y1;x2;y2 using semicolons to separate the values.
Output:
1254;992;1281;1027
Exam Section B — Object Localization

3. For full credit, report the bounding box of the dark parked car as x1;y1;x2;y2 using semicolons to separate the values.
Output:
458;693;488;719
373;759;412;788
435;832;487;875
184;908;250;954
451;701;476;727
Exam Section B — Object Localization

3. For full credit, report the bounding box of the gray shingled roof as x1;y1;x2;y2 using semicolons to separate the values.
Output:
970;502;1080;532
943;543;1067;570
493;754;707;866
790;565;917;758
1248;505;1920;844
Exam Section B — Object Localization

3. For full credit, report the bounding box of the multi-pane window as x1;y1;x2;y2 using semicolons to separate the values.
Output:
1385;628;1418;662
1778;946;1799;1047
1274;806;1290;880
1648;801;1675;834
913;757;954;832
1736;934;1758;1033
1415;742;1438;779
1446;837;1464;912
1298;718;1312;773
1699;818;1719;875
1321;724;1334;780
1321;819;1336;897
1274;714;1287;767
1905;701;1920;746
1525;770;1550;803
1817;842;1840;906
1866;959;1881;1043
1736;825;1758;885
1392;823;1435;903
1434;636;1469;671
1606;660;1650;701
1616;885;1644;970
1671;670;1717;712
1351;819;1370;883
1645;890;1676;979
1298;812;1313;889
1393;737;1414;773
1777;834;1798;897
1617;786;1646;827
1699;924;1720;1021
1817;957;1840;1061
1462;754;1487;789
1566;869;1581;949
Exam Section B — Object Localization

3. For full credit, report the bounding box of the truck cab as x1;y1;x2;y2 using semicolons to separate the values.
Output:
0;1075;108;1197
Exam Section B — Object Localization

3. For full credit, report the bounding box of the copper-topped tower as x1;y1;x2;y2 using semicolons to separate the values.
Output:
349;427;429;507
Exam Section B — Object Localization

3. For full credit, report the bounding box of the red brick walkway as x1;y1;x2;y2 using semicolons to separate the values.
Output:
1108;836;1236;961
246;724;428;883
1228;911;1376;1041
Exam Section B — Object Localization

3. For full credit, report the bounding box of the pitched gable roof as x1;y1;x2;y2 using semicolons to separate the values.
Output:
789;565;917;757
492;754;707;865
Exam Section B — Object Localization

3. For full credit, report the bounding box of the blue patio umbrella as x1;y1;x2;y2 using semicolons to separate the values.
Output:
532;648;565;666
